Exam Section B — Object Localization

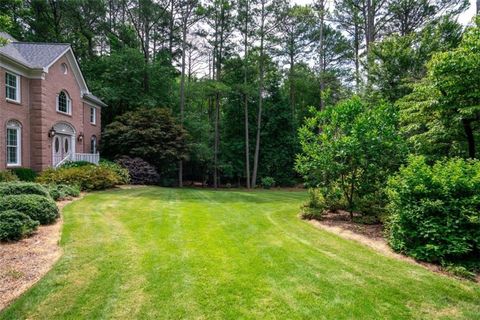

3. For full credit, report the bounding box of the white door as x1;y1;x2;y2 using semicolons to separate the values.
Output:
53;134;72;166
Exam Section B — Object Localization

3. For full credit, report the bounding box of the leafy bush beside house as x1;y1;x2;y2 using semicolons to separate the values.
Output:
386;156;480;264
9;168;37;182
0;210;39;241
47;184;81;201
0;194;59;225
37;162;127;191
0;170;18;182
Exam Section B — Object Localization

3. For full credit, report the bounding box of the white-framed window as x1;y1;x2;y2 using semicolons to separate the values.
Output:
90;136;97;154
90;106;96;124
5;72;20;102
57;91;71;114
6;120;21;166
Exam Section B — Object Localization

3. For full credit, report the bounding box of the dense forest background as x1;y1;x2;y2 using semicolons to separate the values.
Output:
0;0;477;187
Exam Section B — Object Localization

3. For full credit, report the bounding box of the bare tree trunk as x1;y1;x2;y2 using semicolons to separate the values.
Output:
318;0;325;110
463;119;476;159
243;0;251;189
178;24;188;187
354;22;360;92
251;1;265;188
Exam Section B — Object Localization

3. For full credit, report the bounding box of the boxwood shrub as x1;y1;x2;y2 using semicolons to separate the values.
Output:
0;194;59;225
9;167;37;182
0;210;39;241
386;156;480;263
0;182;50;198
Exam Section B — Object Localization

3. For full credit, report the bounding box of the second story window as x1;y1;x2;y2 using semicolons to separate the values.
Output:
5;72;20;102
57;91;71;115
90;106;96;124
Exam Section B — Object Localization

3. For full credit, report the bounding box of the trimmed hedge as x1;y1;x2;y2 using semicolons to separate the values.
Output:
0;210;39;241
386;156;480;263
0;194;59;225
37;164;125;191
0;182;50;198
9;167;37;182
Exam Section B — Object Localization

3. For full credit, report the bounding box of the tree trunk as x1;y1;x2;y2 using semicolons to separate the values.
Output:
354;22;360;92
318;0;325;110
252;2;265;188
463;119;476;159
243;0;251;189
178;23;188;187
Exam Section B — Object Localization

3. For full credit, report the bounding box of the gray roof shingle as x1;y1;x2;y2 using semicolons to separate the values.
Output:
0;40;70;69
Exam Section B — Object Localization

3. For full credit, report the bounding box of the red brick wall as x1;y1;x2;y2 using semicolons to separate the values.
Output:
82;102;101;153
0;67;31;169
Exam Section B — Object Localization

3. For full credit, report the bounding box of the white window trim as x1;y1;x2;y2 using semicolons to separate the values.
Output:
6;123;21;167
5;72;20;103
56;91;72;115
91;136;97;154
90;106;96;124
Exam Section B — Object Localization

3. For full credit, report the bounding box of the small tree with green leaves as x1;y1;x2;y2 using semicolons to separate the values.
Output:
102;108;189;178
295;97;406;218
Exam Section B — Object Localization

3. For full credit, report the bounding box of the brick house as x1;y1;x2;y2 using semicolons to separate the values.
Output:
0;33;106;172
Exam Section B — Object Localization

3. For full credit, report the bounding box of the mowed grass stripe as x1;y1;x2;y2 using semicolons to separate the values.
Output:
1;187;479;319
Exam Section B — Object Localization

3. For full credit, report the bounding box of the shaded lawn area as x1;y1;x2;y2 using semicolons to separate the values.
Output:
1;187;479;319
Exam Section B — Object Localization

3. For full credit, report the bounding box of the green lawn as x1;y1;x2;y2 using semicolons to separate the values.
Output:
1;187;479;319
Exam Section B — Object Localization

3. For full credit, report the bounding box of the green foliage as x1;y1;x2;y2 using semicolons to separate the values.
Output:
0;210;39;242
9;167;38;182
0;170;18;182
296;97;406;217
47;184;81;201
0;182;50;198
398;19;480;160
102;107;188;177
99;159;130;185
0;194;59;225
261;177;275;189
386;156;480;263
37;165;124;191
370;17;462;102
443;264;477;281
61;161;94;169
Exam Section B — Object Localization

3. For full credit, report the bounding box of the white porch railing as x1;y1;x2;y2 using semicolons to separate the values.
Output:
72;153;100;164
54;153;100;168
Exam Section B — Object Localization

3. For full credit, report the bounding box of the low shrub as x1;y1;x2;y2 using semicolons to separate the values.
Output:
9;168;37;182
116;156;160;185
0;194;59;225
443;265;477;281
261;177;275;189
37;165;123;191
99;159;130;184
386;156;480;264
0;182;50;198
301;187;348;220
47;184;81;201
0;210;39;241
61;161;94;169
0;171;18;182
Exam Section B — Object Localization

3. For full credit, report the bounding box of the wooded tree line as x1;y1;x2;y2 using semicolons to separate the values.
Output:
0;0;475;187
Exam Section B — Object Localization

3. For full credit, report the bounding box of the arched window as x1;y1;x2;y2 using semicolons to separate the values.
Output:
90;136;97;154
57;91;71;114
61;63;68;75
6;120;21;166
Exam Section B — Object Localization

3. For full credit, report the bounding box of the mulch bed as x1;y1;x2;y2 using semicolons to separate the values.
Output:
308;210;480;283
0;196;83;311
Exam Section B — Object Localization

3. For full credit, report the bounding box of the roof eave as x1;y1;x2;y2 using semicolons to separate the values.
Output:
83;94;107;108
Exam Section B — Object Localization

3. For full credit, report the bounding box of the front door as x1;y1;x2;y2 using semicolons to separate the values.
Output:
53;134;72;166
